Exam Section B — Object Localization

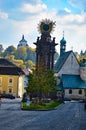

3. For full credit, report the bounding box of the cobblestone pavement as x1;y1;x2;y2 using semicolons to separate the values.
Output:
0;99;86;130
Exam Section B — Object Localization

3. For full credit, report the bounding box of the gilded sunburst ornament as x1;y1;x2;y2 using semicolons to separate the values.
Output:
38;19;56;34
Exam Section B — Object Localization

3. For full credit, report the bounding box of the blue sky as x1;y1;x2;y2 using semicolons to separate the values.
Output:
0;0;86;53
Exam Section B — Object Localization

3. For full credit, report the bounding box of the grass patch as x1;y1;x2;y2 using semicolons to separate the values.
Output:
21;101;61;110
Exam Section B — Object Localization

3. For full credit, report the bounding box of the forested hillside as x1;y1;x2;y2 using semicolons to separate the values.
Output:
0;45;59;70
0;46;36;69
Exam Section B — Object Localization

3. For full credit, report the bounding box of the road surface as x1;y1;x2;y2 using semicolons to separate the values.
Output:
0;99;86;130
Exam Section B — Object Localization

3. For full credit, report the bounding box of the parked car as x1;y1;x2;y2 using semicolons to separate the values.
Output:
2;94;15;99
64;97;71;101
78;99;85;103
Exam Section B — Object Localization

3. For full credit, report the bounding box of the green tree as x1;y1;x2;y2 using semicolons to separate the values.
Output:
26;47;36;63
3;45;16;57
5;55;15;62
15;47;27;61
25;60;35;69
43;70;57;93
27;69;57;102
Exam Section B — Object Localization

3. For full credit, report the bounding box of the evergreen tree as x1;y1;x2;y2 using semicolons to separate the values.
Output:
26;69;57;103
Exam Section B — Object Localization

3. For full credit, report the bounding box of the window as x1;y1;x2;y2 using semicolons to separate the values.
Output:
8;88;12;93
69;89;72;94
79;89;82;94
8;78;13;86
9;79;12;83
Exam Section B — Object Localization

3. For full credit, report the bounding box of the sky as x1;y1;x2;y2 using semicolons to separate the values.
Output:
0;0;86;54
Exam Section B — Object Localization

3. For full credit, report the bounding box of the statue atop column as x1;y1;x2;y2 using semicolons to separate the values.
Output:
34;19;58;71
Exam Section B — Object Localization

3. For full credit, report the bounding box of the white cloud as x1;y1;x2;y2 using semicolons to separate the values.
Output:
64;8;71;13
0;10;8;19
1;8;86;53
21;3;47;14
57;12;86;25
49;11;86;53
0;0;86;53
54;23;86;54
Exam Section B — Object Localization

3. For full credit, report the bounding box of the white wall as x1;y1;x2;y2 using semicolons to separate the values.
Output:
58;52;80;75
18;76;24;98
65;89;85;99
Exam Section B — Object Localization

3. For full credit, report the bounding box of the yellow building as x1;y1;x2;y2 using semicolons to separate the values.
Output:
0;58;25;98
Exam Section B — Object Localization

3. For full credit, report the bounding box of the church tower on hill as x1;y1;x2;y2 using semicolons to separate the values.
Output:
17;35;28;48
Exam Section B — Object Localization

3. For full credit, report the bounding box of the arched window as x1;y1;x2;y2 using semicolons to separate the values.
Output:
69;89;72;94
79;89;82;94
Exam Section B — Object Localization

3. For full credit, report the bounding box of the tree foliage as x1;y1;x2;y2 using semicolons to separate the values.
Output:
25;60;35;70
26;48;36;63
15;46;27;61
2;45;16;57
26;69;57;99
0;45;36;69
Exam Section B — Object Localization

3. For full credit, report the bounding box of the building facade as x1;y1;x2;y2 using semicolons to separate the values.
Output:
0;58;25;97
54;36;86;100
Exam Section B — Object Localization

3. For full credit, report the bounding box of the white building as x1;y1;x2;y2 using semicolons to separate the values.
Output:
54;36;86;100
17;35;28;48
